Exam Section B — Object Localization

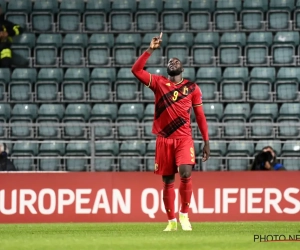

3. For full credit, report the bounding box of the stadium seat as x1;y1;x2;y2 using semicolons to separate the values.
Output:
282;141;300;155
32;0;58;32
39;142;65;171
89;34;114;47
115;68;138;101
143;104;155;138
145;141;156;171
36;68;63;102
0;69;10;101
119;141;146;171
0;104;11;121
66;142;90;172
241;0;267;31
274;67;300;101
37;104;64;138
227;141;254;156
61;34;87;67
84;0;109;32
110;0;135;32
95;141;119;171
62;68;89;101
255;140;282;156
62;104;91;138
282;159;300;170
9;69;37;102
250;104;278;137
136;0;160;31
192;33;219;66
267;0;294;30
203;103;224;120
7;0;31;12
10;104;38;138
162;12;185;31
209;141;227;156
188;11;210;31
196;67;222;83
248;67;275;101
278;103;300;118
88;68;115;101
221;67;248;101
223;103;251;120
223;119;246;138
278;120;300;138
117;103;144;119
271;32;299;66
90;104;118;138
13;142;38;156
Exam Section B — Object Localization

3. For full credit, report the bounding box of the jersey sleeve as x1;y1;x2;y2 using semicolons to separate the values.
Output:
192;84;203;107
131;52;158;92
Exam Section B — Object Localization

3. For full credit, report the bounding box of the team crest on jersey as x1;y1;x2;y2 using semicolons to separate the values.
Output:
183;86;189;95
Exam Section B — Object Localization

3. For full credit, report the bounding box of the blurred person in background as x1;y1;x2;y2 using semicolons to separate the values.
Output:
251;146;285;171
0;4;24;68
0;142;16;171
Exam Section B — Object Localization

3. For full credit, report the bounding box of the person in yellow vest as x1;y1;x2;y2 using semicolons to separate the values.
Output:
0;5;24;68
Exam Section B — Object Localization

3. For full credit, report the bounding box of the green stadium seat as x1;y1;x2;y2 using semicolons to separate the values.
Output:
270;0;294;10
247;32;273;45
255;140;282;155
12;33;35;48
95;141;118;171
0;104;11;121
117;104;144;138
164;0;189;12
242;0;268;11
115;33;141;46
196;67;222;83
223;119;246;137
119;141;146;171
38;104;64;120
63;34;88;47
282;141;300;155
268;12;291;31
88;68;115;101
209;141;227;156
144;104;155;117
228;159;250;171
36;34;62;47
188;12;210;31
60;0;84;12
62;68;89;101
7;0;31;12
13;158;33;171
9;104;36;138
115;68;138;101
162;13;185;31
34;47;58;67
169;33;194;47
87;47;110;66
118;104;144;121
282;159;300;170
223;103;250;120
37;104;64;138
166;48;189;65
190;0;215;11
248;68;275;101
13;142;38;156
215;0;240;31
33;0;58;12
275;67;299;101
138;0;163;12
0;69;10;101
228;141;254;156
145;141;155;171
86;0;110;12
58;14;81;32
110;0;135;31
136;13;159;32
241;0;268;30
272;32;298;66
250;104;278;137
219;33;245;66
63;104;91;138
278;120;300;138
142;85;154;101
36;68;63;101
194;32;219;47
6;15;26;30
201;159;222;171
143;104;155;138
88;34;114;47
203;103;224;121
221;68;248;101
84;14;106;32
10;69;36;102
32;0;58;32
182;68;195;82
90;104;118;138
251;104;278;120
39;142;65;171
279;103;300;118
66;142;90;172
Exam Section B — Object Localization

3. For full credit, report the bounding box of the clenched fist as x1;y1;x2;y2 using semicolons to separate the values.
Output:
150;32;163;50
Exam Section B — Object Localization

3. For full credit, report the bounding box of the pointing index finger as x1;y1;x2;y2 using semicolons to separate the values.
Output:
159;32;163;39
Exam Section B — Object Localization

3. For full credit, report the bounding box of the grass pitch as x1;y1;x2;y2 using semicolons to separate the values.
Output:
0;222;299;250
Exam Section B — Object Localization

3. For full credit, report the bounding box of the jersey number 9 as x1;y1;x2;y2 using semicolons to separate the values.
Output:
172;91;178;101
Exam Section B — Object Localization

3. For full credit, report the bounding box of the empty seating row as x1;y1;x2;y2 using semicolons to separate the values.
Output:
5;0;300;32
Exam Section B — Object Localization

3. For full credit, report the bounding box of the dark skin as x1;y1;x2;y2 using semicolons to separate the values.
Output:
147;33;210;184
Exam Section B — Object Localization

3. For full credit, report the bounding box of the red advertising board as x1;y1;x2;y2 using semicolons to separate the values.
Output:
0;172;300;223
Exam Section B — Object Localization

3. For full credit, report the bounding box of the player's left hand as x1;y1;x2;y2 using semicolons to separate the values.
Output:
202;143;210;162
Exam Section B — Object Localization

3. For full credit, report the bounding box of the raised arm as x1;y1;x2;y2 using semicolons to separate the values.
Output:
192;85;210;162
131;33;162;89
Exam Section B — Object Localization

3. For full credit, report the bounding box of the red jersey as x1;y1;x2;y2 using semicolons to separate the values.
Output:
132;52;204;139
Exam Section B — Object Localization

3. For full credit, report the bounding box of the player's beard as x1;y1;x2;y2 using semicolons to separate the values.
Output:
167;67;182;76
